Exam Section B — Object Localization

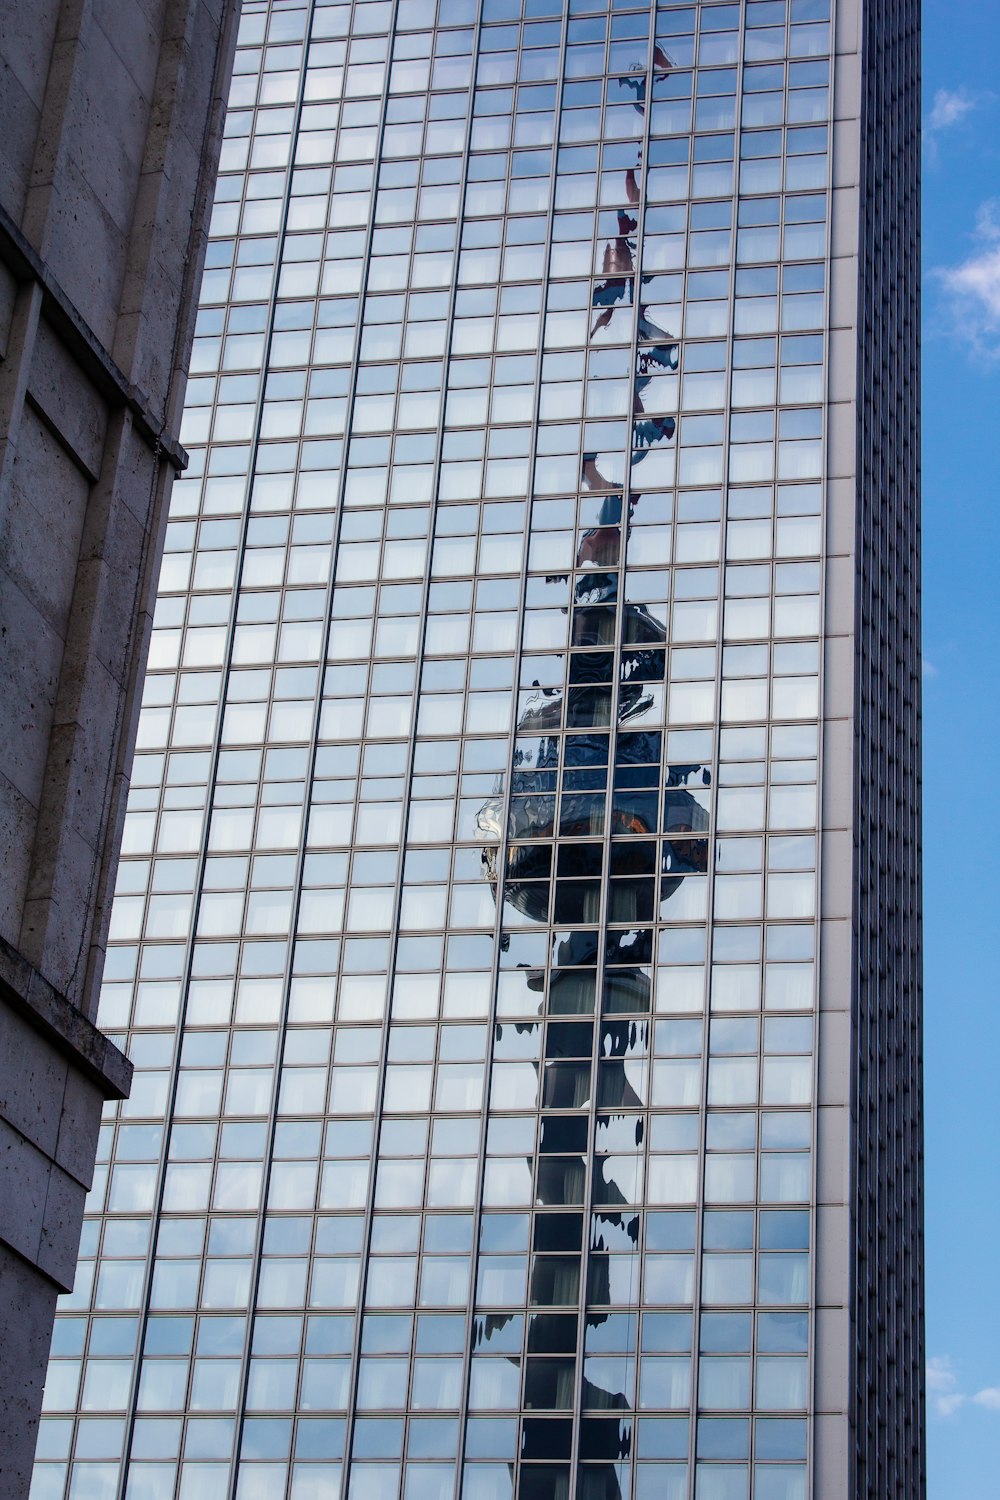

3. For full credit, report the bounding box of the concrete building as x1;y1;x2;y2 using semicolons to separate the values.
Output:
33;2;923;1498
0;1;238;1494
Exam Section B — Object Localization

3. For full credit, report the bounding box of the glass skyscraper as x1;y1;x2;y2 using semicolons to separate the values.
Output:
33;2;922;1499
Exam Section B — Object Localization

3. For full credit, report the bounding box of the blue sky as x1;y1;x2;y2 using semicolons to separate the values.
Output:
922;0;1000;1491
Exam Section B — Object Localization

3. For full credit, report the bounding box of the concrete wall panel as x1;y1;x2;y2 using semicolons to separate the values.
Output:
0;0;238;1489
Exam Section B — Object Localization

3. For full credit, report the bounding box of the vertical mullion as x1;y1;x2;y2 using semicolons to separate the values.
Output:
336;10;484;1500
113;10;320;1493
454;8;571;1497
226;3;409;1497
807;2;840;1498
568;12;658;1497
686;2;747;1495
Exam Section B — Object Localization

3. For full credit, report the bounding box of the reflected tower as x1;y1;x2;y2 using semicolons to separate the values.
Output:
35;3;922;1500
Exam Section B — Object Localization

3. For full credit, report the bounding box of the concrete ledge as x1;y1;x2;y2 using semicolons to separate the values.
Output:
0;203;187;474
0;934;131;1100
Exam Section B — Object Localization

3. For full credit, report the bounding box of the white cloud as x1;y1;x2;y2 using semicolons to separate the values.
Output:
927;86;978;133
927;1358;1000;1418
928;1356;966;1417
926;1356;955;1393
924;86;993;168
935;202;1000;357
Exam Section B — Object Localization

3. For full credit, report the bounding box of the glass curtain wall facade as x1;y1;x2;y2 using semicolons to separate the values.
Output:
32;2;883;1500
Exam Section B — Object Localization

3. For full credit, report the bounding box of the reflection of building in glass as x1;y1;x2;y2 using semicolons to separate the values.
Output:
484;59;701;1094
36;3;923;1499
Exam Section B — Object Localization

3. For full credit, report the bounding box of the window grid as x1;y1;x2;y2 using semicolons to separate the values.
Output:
35;4;836;1500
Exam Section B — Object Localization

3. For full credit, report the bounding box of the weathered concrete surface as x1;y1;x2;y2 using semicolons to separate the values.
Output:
0;1;238;1492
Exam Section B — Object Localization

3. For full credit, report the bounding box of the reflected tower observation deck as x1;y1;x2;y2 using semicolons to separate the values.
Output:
36;3;922;1500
